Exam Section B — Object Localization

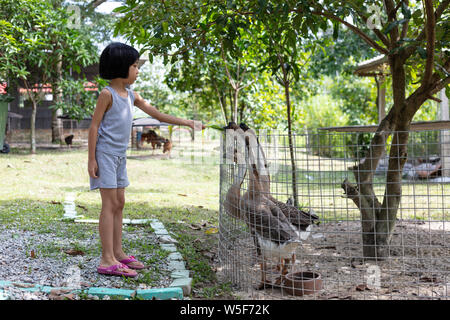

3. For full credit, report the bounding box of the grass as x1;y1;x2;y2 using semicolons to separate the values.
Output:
1;137;448;298
270;154;450;222
0;140;230;298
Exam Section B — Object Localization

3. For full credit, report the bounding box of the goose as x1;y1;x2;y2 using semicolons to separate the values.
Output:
239;123;319;234
223;122;246;221
238;124;319;289
240;157;302;289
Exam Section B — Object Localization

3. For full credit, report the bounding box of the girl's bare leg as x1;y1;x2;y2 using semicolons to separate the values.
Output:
98;188;135;274
112;188;144;268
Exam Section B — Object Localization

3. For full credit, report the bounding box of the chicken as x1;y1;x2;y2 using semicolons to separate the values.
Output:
64;134;74;147
163;139;172;157
141;129;167;151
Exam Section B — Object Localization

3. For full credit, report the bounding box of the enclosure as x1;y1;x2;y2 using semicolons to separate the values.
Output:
218;127;449;300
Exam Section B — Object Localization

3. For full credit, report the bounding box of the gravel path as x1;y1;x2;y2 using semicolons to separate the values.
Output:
0;223;173;300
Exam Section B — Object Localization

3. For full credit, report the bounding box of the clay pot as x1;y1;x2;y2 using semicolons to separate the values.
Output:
283;271;323;296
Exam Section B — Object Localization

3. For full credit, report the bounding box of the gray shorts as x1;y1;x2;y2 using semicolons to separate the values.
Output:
90;150;129;190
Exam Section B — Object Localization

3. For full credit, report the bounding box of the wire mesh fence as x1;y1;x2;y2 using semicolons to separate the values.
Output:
218;125;449;300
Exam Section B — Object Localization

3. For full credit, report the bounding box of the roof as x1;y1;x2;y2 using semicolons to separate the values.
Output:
354;55;389;77
319;120;450;132
132;117;170;127
57;115;92;120
8;112;23;119
18;82;98;94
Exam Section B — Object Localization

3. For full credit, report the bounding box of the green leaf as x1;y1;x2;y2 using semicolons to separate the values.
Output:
162;21;168;33
383;19;408;35
401;2;411;20
207;124;224;131
332;21;339;41
112;5;129;13
417;47;427;59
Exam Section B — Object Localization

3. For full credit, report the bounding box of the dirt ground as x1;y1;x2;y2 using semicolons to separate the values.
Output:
217;220;449;300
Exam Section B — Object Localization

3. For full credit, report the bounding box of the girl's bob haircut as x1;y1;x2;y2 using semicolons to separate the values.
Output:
99;42;140;80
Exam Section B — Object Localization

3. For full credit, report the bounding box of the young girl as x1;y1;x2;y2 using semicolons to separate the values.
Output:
88;42;204;277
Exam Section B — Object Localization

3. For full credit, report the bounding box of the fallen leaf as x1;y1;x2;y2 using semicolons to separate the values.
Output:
50;201;61;205
30;250;36;258
63;293;75;300
76;204;88;211
355;284;371;291
13;283;35;288
49;289;74;300
177;193;188;197
204;251;216;260
420;276;438;283
204;227;218;234
188;224;202;230
318;246;337;250
64;249;85;256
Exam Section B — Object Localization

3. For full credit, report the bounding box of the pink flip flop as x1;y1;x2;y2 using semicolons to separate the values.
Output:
119;255;146;270
97;263;138;278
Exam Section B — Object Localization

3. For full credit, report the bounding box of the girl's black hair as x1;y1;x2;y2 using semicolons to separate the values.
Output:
99;42;140;80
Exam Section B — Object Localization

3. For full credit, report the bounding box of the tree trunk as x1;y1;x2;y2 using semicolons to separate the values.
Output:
373;56;408;258
341;55;410;259
282;76;298;208
229;89;234;123
51;56;63;144
30;101;37;154
51;108;63;143
233;88;239;123
215;86;228;124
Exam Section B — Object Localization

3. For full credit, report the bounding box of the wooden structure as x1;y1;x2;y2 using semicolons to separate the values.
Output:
322;56;450;177
354;55;388;124
320;120;450;133
440;89;450;176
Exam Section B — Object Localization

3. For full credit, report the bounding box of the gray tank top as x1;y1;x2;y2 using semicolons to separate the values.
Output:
96;86;135;156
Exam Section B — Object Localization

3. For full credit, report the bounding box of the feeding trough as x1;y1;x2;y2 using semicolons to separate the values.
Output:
282;272;323;296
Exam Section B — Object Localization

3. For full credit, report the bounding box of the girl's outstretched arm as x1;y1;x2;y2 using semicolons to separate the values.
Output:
133;91;205;130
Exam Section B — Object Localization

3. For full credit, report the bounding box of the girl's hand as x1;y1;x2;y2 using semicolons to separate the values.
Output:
88;159;99;179
190;120;206;131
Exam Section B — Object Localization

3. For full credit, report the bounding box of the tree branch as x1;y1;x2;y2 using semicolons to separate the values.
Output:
397;0;410;41
349;7;390;47
220;42;237;90
309;10;389;55
89;0;107;9
422;0;436;86
402;0;450;60
384;0;400;43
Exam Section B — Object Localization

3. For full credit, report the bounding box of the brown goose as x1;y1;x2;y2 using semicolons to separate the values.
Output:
239;123;319;233
223;122;246;221
223;123;319;289
240;152;302;289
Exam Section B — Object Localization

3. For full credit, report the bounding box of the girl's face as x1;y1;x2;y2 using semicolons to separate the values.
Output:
126;60;139;84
